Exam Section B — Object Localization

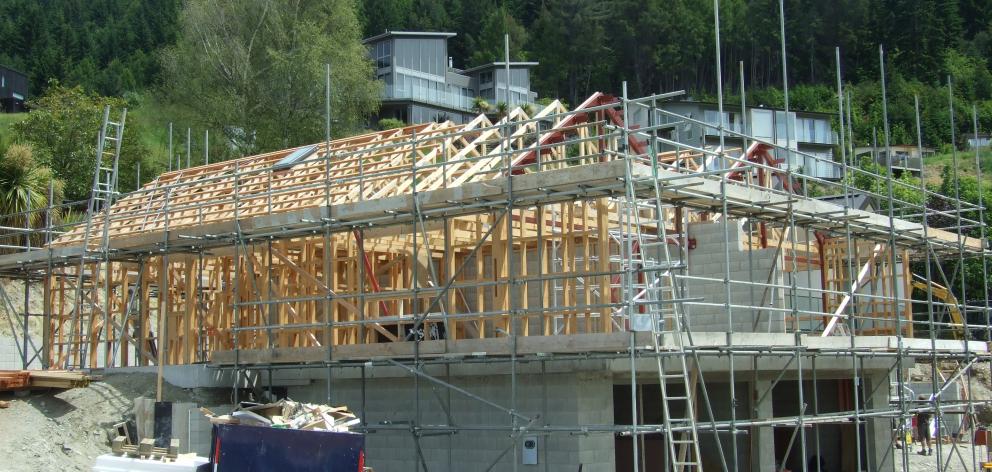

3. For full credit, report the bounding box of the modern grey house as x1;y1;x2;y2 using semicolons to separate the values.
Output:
967;132;990;149
854;144;934;178
652;101;840;180
0;65;28;113
364;31;538;125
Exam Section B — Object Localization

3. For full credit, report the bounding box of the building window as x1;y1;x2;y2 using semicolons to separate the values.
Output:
704;110;719;128
750;109;774;139
479;71;493;85
794;117;833;144
703;110;740;133
375;41;392;69
815;120;831;144
774;111;796;142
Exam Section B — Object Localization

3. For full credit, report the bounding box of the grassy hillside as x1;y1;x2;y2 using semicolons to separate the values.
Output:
125;95;171;182
0;113;28;146
0;102;169;191
923;149;992;186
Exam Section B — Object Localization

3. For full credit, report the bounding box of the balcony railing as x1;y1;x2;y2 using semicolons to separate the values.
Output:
384;84;536;112
702;124;836;145
384;84;475;111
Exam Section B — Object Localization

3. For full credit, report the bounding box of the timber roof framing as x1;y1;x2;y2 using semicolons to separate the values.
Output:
0;92;983;276
54;102;564;250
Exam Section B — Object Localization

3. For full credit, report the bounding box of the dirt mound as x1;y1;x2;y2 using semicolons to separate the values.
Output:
0;280;45;340
0;372;226;472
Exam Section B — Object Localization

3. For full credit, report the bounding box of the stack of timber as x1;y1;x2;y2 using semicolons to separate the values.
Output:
0;370;30;390
0;370;89;391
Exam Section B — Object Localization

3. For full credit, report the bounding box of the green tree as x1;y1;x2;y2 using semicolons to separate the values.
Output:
409;0;453;32
0;144;63;246
12;84;149;201
160;0;381;155
922;167;992;315
465;6;528;66
528;0;611;106
0;0;180;96
846;156;924;213
472;97;492;114
377;118;406;130
360;0;414;36
495;101;509;119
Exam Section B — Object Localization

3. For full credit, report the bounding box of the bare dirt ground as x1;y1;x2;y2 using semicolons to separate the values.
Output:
0;372;223;472
897;442;991;471
898;361;992;471
0;280;46;340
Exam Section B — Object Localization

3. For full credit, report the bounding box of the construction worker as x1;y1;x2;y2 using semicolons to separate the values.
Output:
917;394;934;456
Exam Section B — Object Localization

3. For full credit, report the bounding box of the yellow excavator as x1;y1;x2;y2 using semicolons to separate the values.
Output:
910;274;965;340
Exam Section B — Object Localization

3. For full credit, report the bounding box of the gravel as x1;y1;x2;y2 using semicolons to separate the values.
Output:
897;442;991;471
0;372;222;472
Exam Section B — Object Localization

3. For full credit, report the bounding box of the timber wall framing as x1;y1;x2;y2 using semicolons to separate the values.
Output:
0;92;979;369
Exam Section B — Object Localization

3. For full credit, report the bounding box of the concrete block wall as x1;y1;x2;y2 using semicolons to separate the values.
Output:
288;369;616;472
0;334;138;370
0;335;39;369
685;220;786;332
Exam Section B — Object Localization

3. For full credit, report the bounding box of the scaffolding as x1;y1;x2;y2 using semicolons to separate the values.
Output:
0;27;989;471
0;83;987;470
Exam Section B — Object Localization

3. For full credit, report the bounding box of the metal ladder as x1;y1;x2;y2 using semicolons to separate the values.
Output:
624;157;703;471
63;106;127;369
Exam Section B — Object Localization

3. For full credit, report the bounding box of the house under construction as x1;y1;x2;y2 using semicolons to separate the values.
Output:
0;88;988;472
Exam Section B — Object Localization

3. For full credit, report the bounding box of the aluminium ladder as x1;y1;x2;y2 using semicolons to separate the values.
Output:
623;155;704;471
62;106;127;369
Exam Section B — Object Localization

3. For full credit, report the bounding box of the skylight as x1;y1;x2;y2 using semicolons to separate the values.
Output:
273;144;319;171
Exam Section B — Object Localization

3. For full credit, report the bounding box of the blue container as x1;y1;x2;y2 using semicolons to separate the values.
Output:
209;424;365;471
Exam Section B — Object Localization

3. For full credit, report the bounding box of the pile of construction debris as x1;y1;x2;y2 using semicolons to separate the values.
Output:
202;399;360;432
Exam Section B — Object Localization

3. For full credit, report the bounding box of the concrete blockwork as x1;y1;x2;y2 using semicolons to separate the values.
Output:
686;220;785;332
0;335;40;369
288;369;616;472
